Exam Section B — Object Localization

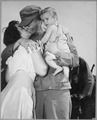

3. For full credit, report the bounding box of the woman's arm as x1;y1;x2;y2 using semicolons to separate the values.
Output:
29;44;48;76
13;38;33;53
31;50;48;76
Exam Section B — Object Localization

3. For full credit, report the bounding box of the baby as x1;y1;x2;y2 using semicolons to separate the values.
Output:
39;7;78;82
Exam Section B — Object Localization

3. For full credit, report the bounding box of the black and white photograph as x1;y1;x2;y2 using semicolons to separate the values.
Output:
1;0;96;119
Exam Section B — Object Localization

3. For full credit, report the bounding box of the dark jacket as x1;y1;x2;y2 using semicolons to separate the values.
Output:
70;57;94;97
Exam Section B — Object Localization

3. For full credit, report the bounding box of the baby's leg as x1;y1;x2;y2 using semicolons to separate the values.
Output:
45;52;63;76
61;66;69;82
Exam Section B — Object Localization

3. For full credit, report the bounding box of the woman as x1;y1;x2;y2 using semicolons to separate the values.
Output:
1;20;47;119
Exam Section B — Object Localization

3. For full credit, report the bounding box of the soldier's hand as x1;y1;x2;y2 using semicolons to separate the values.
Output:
79;94;85;100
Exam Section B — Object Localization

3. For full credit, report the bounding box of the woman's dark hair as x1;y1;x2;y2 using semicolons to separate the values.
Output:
3;20;21;46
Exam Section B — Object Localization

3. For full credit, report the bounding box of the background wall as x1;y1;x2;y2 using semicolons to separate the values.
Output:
1;0;96;75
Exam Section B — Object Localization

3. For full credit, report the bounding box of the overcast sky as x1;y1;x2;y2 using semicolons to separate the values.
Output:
1;0;96;75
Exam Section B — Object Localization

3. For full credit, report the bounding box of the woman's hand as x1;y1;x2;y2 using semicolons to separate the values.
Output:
37;40;44;49
13;38;39;53
28;41;40;53
37;40;41;45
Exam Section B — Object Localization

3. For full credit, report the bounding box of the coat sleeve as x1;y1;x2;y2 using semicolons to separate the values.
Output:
54;52;73;67
82;62;94;96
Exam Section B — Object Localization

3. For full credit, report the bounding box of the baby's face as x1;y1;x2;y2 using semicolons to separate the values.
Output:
41;12;56;27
